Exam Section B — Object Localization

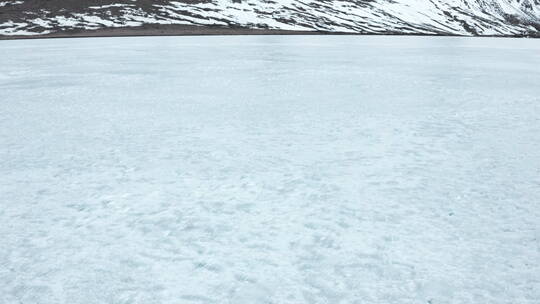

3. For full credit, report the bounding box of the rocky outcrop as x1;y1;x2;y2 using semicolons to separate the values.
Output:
1;0;539;37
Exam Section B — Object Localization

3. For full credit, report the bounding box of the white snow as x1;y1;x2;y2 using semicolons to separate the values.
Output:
0;1;23;7
0;20;50;36
88;4;135;10
0;36;539;304
52;16;82;28
72;14;118;28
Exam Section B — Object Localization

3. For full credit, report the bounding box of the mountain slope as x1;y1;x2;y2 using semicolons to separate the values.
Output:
1;0;539;37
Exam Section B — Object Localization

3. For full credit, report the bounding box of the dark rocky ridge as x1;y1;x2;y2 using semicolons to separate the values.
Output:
1;0;539;38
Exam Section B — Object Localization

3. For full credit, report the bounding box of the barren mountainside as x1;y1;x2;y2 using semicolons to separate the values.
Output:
1;0;539;37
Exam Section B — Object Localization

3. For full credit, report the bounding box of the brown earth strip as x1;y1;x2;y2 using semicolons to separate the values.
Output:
1;24;538;40
0;24;329;40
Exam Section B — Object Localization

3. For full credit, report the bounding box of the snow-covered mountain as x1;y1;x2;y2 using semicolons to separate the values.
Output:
1;0;539;37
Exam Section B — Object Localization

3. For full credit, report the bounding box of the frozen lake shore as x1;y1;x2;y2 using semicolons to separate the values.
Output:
1;36;540;303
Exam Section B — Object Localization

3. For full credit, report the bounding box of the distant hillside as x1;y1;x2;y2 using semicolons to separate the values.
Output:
1;0;539;37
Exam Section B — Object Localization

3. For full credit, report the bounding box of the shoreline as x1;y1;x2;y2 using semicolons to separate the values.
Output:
1;24;539;40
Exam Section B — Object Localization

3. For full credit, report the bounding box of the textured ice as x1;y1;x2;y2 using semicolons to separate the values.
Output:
1;36;540;303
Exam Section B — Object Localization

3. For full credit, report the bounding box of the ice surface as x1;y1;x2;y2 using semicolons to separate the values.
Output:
1;36;540;303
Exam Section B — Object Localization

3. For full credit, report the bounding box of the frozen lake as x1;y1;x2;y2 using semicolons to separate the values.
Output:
1;36;540;303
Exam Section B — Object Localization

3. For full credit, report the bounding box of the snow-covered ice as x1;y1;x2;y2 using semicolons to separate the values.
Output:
1;36;540;303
